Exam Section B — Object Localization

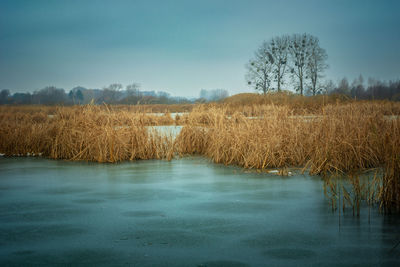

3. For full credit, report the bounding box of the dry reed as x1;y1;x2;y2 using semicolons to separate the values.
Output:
1;101;400;212
175;102;400;213
0;105;175;162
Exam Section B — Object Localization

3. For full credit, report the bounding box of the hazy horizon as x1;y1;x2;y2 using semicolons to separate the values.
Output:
1;0;399;98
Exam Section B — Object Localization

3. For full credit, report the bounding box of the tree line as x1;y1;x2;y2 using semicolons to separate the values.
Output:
326;76;400;101
0;84;230;105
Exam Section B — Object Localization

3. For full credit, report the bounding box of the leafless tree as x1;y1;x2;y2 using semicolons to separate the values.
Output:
0;89;10;104
321;79;336;95
108;83;123;91
32;86;67;105
269;35;289;92
288;33;313;95
246;41;274;94
337;77;350;95
350;75;365;98
101;83;123;103
306;38;328;95
126;83;141;97
199;89;229;101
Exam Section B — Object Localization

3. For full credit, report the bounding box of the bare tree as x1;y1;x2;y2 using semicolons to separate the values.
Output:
109;83;123;91
0;89;10;104
269;35;289;92
32;86;67;105
337;77;350;95
321;79;336;95
126;83;141;97
101;83;123;103
199;89;229;101
246;41;274;94
307;38;328;95
289;33;314;95
350;75;365;99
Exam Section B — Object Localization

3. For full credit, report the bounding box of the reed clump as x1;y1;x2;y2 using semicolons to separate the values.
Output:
177;105;314;168
306;104;387;174
175;101;400;212
177;102;398;173
0;105;176;162
378;120;400;213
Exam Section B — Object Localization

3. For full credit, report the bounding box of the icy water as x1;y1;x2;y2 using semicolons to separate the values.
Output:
0;157;399;266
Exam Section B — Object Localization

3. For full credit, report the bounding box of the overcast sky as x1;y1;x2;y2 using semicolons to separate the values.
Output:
1;0;399;97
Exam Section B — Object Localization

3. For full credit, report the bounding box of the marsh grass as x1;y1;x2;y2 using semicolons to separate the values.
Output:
1;100;399;212
0;105;175;162
175;102;400;213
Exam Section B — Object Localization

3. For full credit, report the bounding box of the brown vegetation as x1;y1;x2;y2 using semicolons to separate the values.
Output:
1;96;399;212
222;92;400;115
175;101;400;213
0;105;175;162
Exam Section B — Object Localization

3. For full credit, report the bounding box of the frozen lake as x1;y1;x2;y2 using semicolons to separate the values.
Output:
0;157;399;266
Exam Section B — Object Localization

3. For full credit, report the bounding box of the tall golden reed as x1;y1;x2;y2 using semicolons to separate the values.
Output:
0;105;175;162
175;102;400;212
1;99;399;212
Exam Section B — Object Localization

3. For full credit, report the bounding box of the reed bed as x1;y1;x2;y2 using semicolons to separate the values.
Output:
0;105;175;162
222;92;400;116
1;101;399;212
118;103;194;113
177;102;398;172
175;102;400;213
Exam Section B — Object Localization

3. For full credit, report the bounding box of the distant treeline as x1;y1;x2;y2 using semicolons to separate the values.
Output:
326;76;400;101
0;84;229;105
1;78;399;105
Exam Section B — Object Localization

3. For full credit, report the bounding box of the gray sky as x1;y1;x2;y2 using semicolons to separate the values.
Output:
1;0;399;97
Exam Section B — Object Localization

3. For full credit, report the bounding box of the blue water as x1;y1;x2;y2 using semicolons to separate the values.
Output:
0;157;399;266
